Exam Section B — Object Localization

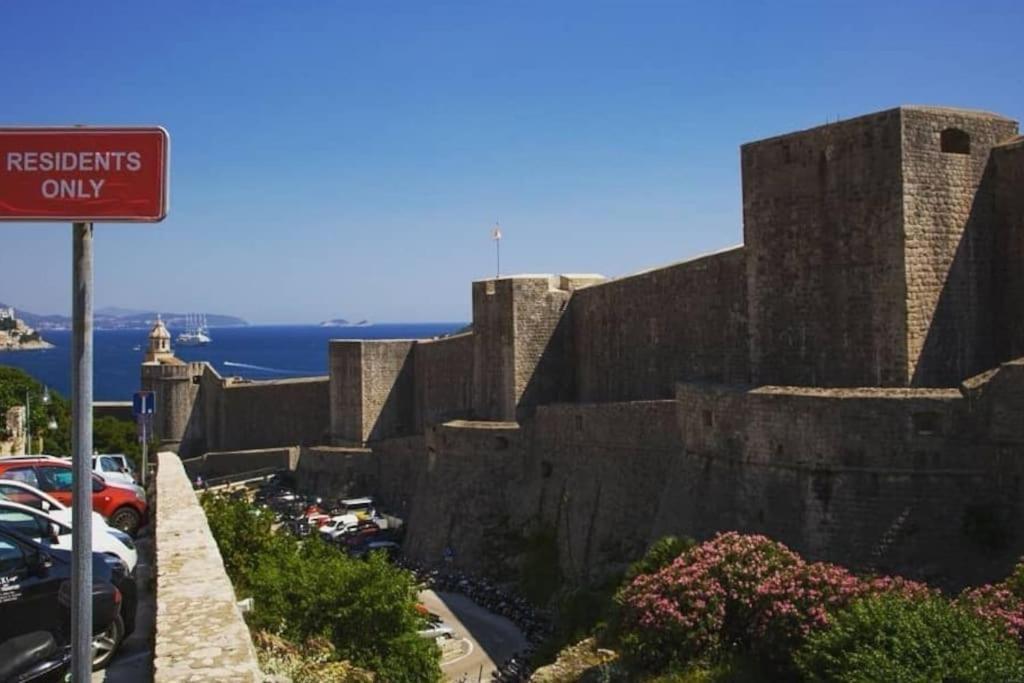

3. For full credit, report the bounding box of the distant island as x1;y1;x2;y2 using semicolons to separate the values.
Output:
0;307;53;351
320;318;371;328
0;302;248;331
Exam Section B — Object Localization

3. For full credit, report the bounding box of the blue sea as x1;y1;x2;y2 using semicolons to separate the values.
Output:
0;323;465;401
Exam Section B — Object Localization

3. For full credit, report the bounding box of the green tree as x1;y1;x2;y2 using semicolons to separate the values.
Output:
202;493;442;682
0;366;71;455
93;415;142;464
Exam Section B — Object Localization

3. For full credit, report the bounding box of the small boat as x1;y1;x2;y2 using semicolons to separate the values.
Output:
176;314;212;346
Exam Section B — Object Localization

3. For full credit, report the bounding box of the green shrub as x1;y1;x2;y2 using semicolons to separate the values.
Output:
794;592;1024;683
625;535;695;582
202;493;442;682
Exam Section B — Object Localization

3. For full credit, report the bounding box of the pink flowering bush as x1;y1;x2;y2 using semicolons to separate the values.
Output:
752;563;933;664
615;532;935;674
958;584;1024;644
616;532;800;669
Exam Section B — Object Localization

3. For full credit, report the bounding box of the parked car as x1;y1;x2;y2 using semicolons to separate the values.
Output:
349;540;401;560
417;622;455;640
318;514;360;543
338;497;375;520
0;528;125;670
91;454;137;486
0;477;119;535
0;500;138;571
0;458;148;535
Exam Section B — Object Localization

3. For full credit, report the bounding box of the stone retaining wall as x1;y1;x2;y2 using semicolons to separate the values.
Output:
154;451;263;682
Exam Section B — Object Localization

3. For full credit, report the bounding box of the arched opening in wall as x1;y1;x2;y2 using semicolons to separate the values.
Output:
940;128;971;155
702;410;713;428
541;460;553;478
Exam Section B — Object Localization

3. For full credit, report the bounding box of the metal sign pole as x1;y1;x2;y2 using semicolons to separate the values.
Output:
70;221;94;682
141;414;148;486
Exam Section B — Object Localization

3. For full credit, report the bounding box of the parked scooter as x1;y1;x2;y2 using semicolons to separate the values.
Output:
0;632;71;683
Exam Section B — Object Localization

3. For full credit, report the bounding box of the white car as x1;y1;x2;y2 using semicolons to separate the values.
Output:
318;514;360;542
93;454;137;486
417;623;455;640
0;477;109;529
0;500;138;571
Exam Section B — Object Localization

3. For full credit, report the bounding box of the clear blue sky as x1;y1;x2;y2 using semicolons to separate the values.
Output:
1;1;1021;324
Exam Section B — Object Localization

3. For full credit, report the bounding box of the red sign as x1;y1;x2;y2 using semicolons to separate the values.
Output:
0;127;169;222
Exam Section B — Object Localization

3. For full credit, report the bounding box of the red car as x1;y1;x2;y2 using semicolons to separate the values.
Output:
0;456;148;534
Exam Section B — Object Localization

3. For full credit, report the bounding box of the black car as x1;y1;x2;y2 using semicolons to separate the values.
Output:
0;529;123;671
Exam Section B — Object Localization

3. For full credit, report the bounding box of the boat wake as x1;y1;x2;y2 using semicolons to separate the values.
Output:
222;361;315;375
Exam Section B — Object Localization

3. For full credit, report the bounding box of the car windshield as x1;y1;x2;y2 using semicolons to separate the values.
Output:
0;508;53;539
1;467;39;488
36;466;73;493
0;485;46;511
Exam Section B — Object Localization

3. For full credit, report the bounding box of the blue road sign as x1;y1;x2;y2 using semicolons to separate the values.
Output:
132;391;155;417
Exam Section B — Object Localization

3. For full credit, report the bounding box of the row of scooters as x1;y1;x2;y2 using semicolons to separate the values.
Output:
402;562;553;682
0;472;144;682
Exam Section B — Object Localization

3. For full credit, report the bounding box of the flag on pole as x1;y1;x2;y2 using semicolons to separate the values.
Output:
492;223;502;240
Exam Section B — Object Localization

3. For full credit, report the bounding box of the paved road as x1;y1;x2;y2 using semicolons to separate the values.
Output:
93;534;154;682
419;589;528;682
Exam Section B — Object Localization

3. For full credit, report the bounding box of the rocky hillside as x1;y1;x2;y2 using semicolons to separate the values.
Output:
0;313;52;351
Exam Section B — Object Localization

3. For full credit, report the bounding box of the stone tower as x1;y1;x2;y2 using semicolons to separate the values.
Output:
140;317;197;452
742;106;1019;388
471;274;602;421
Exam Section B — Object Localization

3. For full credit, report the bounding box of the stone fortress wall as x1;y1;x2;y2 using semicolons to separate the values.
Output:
146;106;1024;590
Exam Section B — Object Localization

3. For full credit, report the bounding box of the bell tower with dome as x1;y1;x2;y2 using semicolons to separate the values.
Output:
141;316;200;452
144;315;174;364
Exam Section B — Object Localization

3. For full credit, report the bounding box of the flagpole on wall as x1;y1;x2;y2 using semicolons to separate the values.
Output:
492;221;502;278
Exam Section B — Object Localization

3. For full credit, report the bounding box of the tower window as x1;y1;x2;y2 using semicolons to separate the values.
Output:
940;128;971;155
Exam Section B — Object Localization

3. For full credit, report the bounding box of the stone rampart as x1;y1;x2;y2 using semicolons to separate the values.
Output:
182;446;298;481
571;247;748;402
296;358;1024;590
154;451;262;681
216;376;329;451
669;374;1023;589
330;340;415;443
414;332;475;431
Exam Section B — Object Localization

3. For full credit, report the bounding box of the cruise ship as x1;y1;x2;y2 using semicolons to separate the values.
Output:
176;314;212;346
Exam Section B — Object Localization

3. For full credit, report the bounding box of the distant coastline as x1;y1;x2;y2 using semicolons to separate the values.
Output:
0;302;248;332
320;318;372;328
